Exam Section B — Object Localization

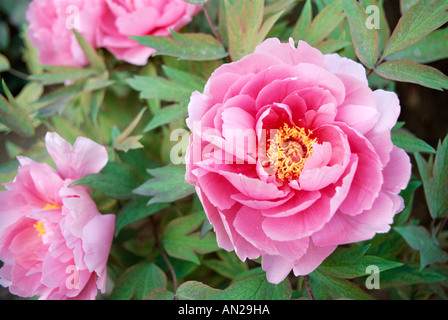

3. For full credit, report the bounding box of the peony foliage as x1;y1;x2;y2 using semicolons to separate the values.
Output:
0;0;447;301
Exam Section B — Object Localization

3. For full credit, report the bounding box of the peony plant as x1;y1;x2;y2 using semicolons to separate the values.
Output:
0;0;447;302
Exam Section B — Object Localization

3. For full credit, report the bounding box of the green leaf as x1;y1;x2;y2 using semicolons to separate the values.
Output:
395;179;422;225
318;246;403;279
115;197;170;236
161;65;206;92
131;30;228;61
400;0;419;15
304;0;345;46
143;104;187;132
341;0;379;69
109;263;167;300
414;135;448;219
113;107;147;152
291;0;312;40
212;272;292;300
127;76;193;102
395;226;448;269
315;39;352;54
162;211;219;264
224;0;282;61
203;250;249;279
133;165;195;205
72;30;106;70
72;162;142;200
177;281;222;300
29;66;97;85
386;27;448;64
374;60;448;90
392;129;437;154
309;269;373;300
381;0;448;59
0;53;10;72
379;263;446;288
0;80;35;137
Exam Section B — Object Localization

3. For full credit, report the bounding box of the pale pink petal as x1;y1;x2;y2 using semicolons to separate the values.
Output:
382;146;412;194
293;240;337;276
45;132;108;180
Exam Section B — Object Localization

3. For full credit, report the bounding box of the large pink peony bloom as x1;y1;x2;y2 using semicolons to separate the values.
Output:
96;0;202;65
26;0;105;67
185;38;412;284
0;132;115;299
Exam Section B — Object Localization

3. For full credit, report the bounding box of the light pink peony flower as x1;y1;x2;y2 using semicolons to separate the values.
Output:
26;0;106;67
185;38;412;284
0;132;115;299
96;0;202;65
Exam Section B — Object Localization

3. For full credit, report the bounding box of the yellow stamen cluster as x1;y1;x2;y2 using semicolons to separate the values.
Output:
34;221;46;237
265;123;317;181
43;203;62;210
33;203;61;237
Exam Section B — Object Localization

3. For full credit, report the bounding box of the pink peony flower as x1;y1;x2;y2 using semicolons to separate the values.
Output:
185;38;412;284
26;0;106;67
0;132;115;299
96;0;202;65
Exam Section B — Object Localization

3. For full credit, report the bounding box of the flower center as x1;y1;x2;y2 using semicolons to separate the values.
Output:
33;203;61;237
264;123;317;181
43;203;62;210
34;221;46;237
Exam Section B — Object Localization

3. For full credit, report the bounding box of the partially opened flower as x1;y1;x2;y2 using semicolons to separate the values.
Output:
185;38;412;284
26;0;105;67
96;0;202;65
0;132;115;299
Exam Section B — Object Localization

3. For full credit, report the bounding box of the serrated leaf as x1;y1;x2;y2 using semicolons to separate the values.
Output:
395;226;448;269
131;30;227;61
212;273;292;300
318;246;403;279
341;0;379;69
162;211;219;264
386;27;448;64
382;0;448;59
133;165;195;205
127;76;193;102
72;162;142;200
109;263;167;300
309;269;373;300
414;135;448;219
115;197;170;236
374;60;448;90
392;129;436;154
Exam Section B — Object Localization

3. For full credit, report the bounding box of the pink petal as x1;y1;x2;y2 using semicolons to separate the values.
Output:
313;192;398;246
382;146;411;194
45;132;108;180
293;240;337;276
325;53;368;85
